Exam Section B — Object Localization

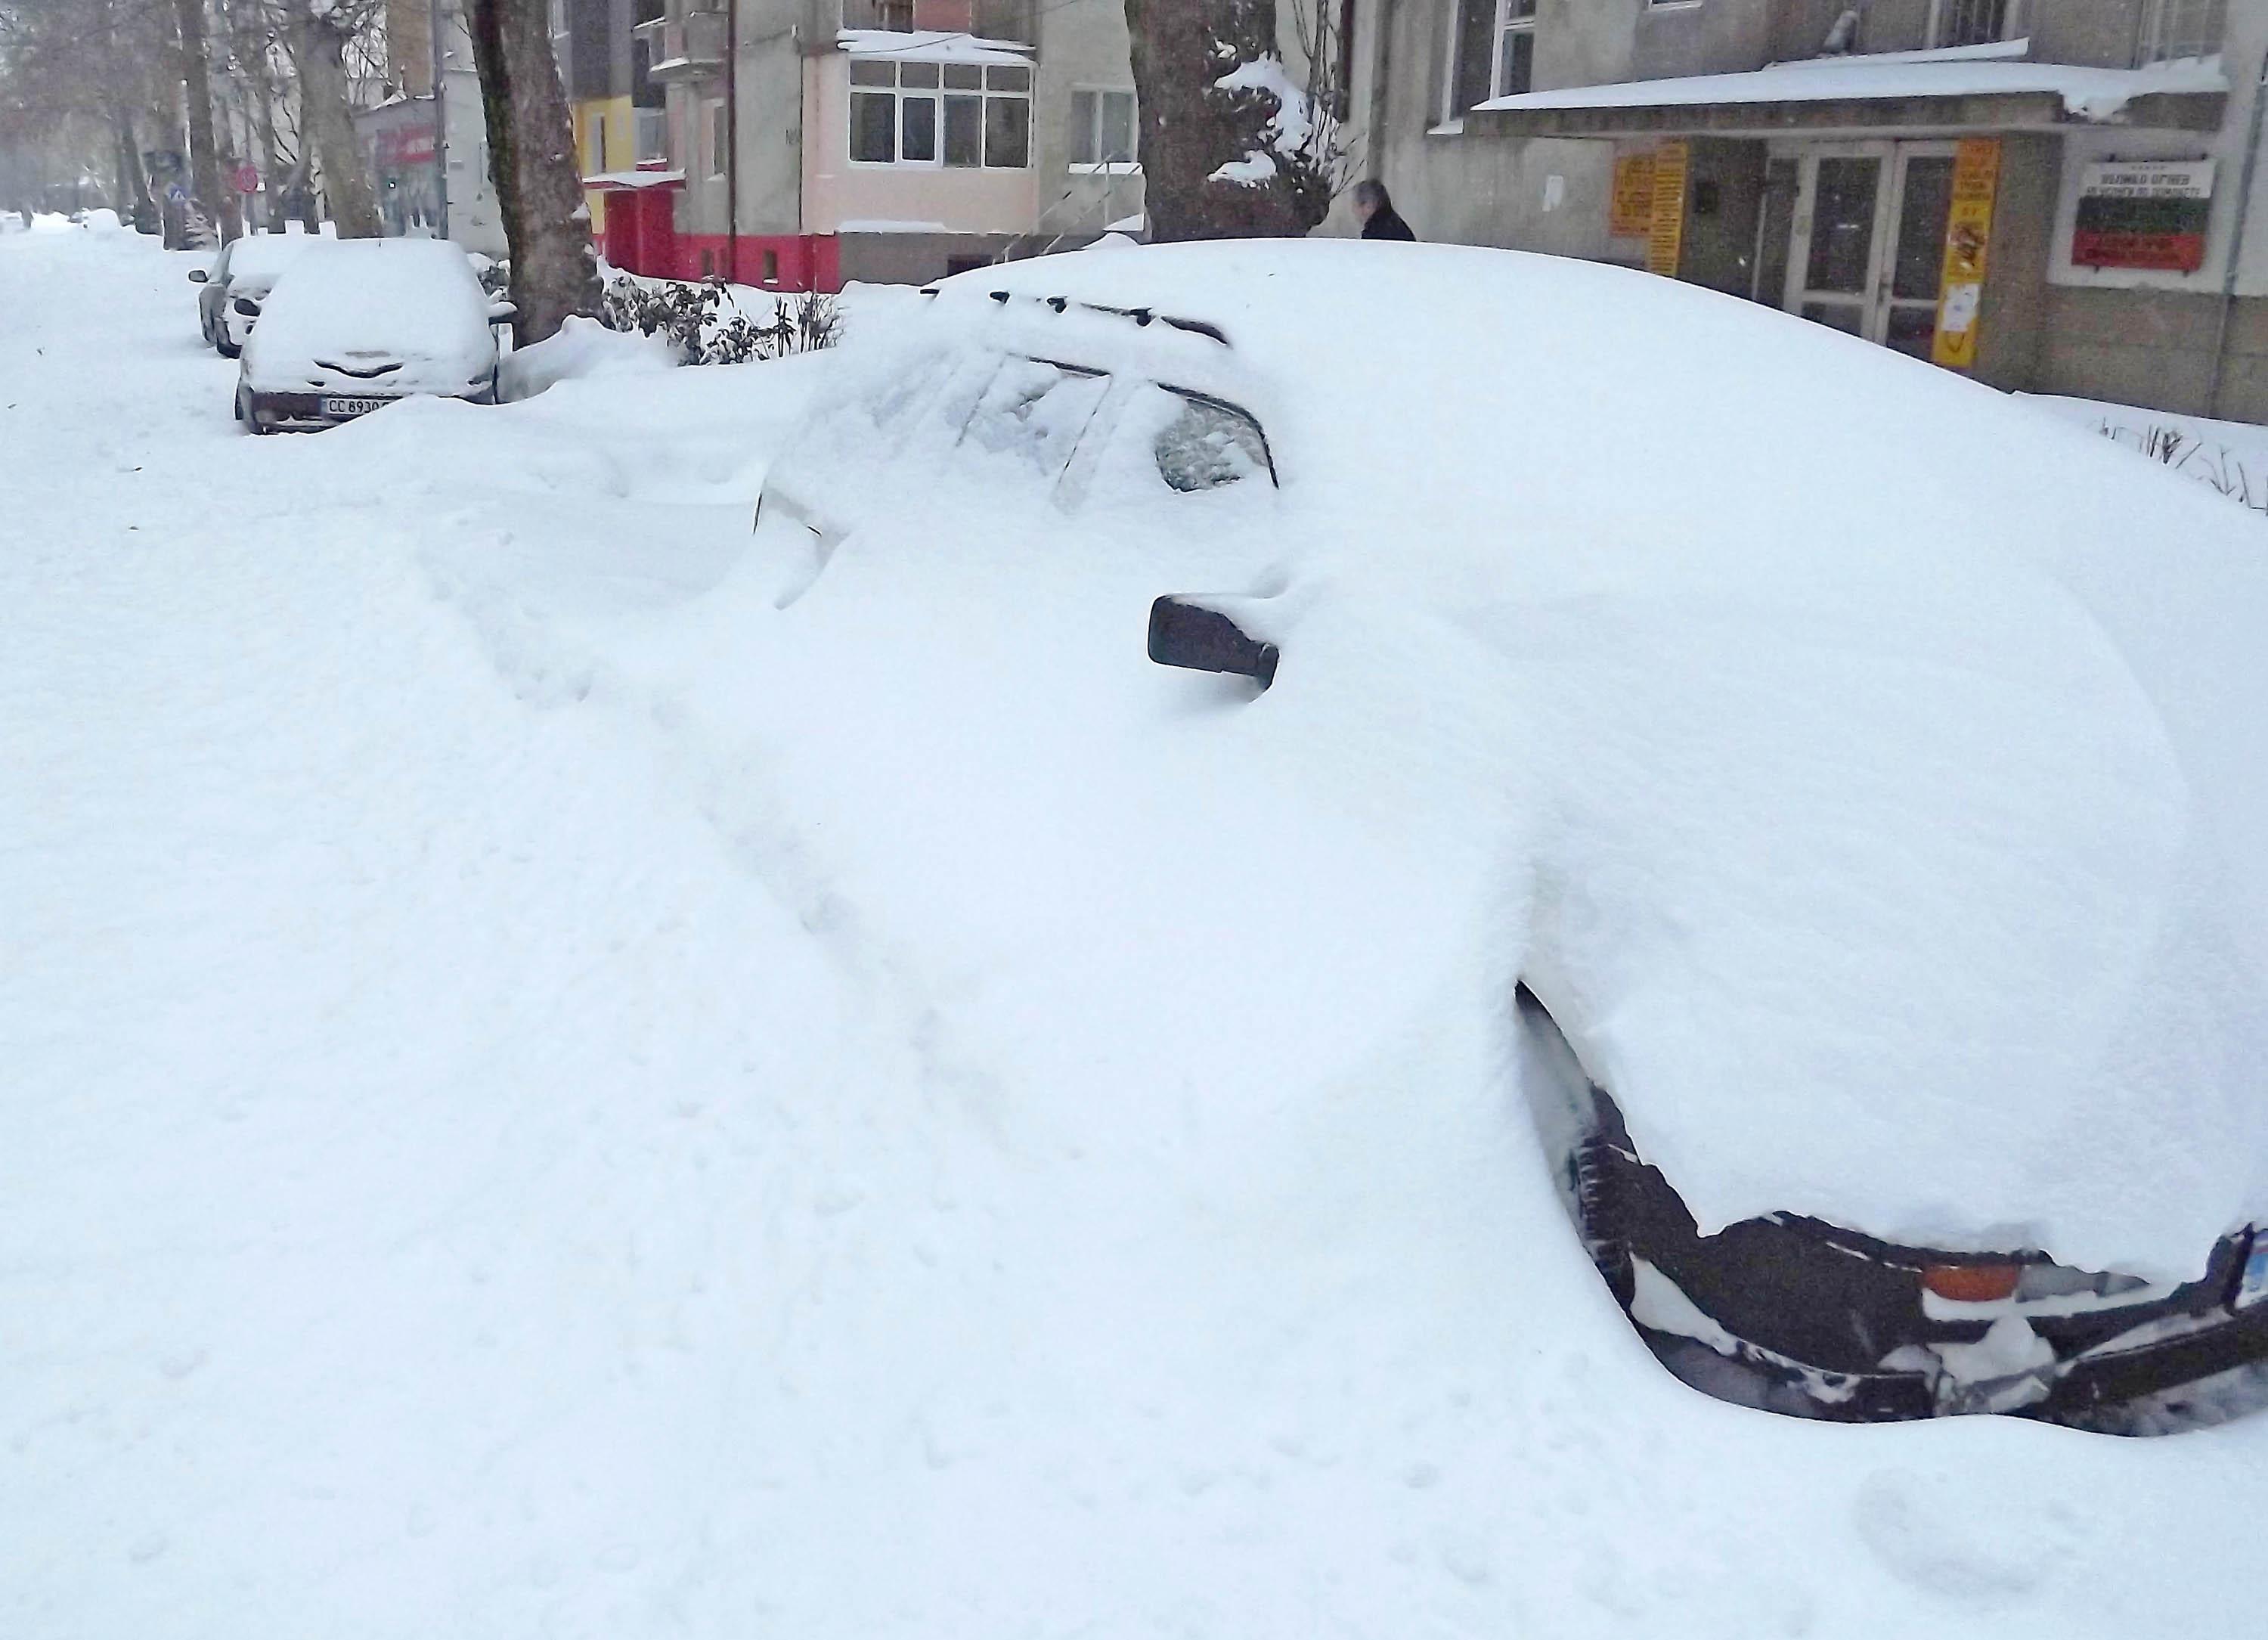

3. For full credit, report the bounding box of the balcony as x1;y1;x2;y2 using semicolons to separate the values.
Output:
633;10;726;81
838;0;1033;44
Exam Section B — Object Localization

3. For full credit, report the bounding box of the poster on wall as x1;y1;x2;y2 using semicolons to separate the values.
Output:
1610;153;1656;237
1647;142;1689;279
2073;160;2215;273
1932;138;2002;371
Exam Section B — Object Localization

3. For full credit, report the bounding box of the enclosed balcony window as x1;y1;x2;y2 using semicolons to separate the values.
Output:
850;57;1033;169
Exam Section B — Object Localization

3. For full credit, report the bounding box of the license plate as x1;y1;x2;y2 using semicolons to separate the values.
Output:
321;395;389;417
2239;1235;2268;1310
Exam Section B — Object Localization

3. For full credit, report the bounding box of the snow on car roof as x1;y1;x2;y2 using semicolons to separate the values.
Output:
243;237;494;389
224;233;310;280
943;240;2268;1282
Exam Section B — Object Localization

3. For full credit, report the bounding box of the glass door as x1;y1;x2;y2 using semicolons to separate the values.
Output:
1880;146;1957;358
1787;145;1888;336
1783;142;1959;355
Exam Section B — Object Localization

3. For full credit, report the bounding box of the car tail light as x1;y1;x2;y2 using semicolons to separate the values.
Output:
1921;1263;2022;1302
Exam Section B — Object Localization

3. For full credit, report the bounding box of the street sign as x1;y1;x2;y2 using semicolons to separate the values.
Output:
232;164;259;194
166;182;187;203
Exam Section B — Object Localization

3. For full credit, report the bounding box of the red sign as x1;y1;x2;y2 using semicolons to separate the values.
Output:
374;121;439;170
2072;229;2208;273
231;163;259;194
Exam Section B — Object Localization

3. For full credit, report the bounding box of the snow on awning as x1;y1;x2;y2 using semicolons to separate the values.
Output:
836;29;1032;66
1472;49;2228;138
586;169;684;191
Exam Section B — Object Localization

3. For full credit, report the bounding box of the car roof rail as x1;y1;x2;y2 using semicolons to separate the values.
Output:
950;286;1232;348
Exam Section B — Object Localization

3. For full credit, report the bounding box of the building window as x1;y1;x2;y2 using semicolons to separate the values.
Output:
1928;0;2022;48
585;110;606;173
706;99;727;179
850;57;1031;168
2139;0;2226;64
1446;0;1533;119
1070;88;1136;166
1495;0;1537;98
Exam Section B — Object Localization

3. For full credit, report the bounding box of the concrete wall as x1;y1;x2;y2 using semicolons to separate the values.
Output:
1356;0;1619;256
1972;131;2056;389
838;229;1015;283
1030;0;1144;243
1633;0;1775;80
2034;288;2268;423
1680;137;1769;295
2030;0;2154;68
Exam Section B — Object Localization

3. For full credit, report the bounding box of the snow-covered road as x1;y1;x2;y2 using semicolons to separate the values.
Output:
8;222;2268;1639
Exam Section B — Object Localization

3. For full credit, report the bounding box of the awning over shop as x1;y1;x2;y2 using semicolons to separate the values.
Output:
1470;45;2227;140
586;169;685;191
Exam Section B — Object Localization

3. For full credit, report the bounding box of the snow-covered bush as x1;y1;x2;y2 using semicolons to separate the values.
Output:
599;274;841;366
497;314;677;401
2096;419;2268;518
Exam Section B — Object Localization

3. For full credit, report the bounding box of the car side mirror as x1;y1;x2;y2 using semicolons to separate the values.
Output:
1148;595;1279;689
232;296;260;317
487;299;517;321
187;268;209;284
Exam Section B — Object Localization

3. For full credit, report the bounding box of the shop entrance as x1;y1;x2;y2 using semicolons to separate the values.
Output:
1772;141;1959;358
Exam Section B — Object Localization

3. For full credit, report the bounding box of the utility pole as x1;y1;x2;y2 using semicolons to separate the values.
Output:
430;0;451;236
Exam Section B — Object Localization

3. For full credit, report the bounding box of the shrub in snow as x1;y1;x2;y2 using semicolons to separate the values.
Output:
599;274;841;366
2095;419;2268;519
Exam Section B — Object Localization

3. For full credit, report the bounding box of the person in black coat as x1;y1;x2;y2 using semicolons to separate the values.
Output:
1353;180;1416;242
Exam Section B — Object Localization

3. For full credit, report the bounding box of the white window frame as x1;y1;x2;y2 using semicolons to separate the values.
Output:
1926;0;2024;50
1492;0;1537;101
1439;0;1534;126
847;58;1033;171
1068;86;1139;173
2139;0;2226;65
705;98;726;181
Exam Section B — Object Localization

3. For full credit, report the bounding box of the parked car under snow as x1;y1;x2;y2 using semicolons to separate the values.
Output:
187;232;311;358
234;237;510;433
747;240;2268;1434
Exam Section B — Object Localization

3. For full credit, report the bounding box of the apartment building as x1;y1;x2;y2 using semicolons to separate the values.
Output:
1346;1;2268;420
618;0;1142;289
552;0;671;237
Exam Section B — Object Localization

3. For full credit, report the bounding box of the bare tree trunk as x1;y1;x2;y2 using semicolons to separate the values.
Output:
290;8;383;237
110;103;153;226
464;0;600;346
174;0;240;240
1123;0;1334;240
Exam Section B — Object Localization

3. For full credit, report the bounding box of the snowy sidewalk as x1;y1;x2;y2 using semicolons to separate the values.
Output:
9;225;2268;1640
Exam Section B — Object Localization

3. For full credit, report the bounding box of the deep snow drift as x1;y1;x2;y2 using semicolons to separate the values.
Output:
909;242;2268;1286
8;225;2268;1640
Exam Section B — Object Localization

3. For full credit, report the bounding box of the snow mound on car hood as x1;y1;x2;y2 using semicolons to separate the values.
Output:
243;237;494;394
958;241;2268;1282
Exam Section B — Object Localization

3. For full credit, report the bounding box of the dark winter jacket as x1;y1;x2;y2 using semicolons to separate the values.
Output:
1362;207;1417;243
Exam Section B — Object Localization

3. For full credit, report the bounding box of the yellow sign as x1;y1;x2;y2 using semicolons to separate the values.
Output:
1932;138;2002;370
1647;141;1690;278
1611;153;1656;237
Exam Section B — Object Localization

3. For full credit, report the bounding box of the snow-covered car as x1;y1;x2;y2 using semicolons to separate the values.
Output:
187;231;310;357
234;237;510;433
748;240;2268;1432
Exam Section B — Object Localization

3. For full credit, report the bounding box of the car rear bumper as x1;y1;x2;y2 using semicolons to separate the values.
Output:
1635;1288;2268;1425
243;386;495;429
